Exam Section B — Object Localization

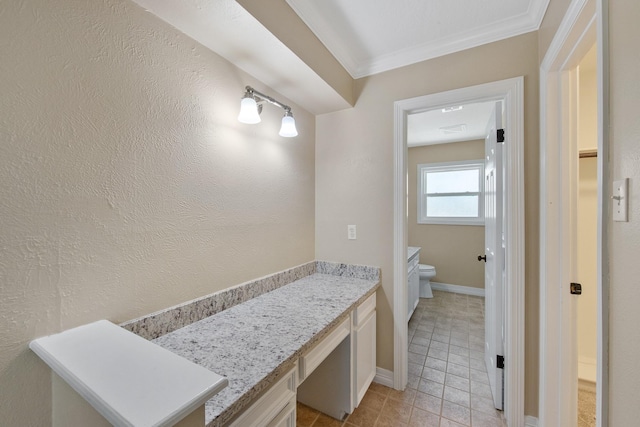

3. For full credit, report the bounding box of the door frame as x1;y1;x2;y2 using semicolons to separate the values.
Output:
393;77;525;426
539;0;609;425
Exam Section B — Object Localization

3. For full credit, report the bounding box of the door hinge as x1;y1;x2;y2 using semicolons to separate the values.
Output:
497;129;505;143
570;282;582;295
497;355;505;369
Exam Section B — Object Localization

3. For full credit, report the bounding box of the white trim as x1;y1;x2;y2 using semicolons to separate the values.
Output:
525;415;539;427
286;0;551;78
539;0;608;426
578;357;597;383
393;90;409;391
393;77;525;426
429;282;485;297
373;367;395;388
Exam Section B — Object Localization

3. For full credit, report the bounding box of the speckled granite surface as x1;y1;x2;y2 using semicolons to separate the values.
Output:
152;272;380;427
316;261;380;281
121;262;317;340
121;261;380;341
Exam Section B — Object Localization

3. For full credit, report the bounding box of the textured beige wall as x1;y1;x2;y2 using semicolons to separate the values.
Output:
408;140;485;288
0;0;315;425
538;0;573;63
608;0;640;424
315;31;540;415
577;46;598;381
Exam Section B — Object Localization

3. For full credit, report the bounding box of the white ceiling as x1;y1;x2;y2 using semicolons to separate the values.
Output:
407;102;496;147
287;0;550;78
130;0;550;114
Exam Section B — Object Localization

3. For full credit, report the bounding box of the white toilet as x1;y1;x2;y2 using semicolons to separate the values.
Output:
418;264;436;298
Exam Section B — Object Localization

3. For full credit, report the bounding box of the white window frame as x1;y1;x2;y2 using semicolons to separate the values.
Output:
417;159;485;226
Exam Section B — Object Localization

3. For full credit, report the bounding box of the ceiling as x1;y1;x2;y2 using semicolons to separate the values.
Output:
287;0;550;78
130;0;550;114
407;102;496;147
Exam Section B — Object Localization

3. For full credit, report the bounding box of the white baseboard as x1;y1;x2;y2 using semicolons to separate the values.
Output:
373;367;394;388
525;415;538;427
430;282;485;297
579;356;597;383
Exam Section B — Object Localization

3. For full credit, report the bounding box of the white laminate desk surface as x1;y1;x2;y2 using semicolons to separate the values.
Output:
30;319;228;427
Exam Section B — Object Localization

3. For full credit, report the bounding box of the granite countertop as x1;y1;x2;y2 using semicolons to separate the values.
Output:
152;272;380;427
408;246;421;261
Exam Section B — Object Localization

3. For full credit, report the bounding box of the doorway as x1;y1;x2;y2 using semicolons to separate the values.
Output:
539;0;608;425
393;77;525;426
576;44;598;427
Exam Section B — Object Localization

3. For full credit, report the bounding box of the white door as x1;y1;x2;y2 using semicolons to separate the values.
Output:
483;102;504;410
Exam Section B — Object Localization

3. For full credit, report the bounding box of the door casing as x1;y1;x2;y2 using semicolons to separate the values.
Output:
393;77;525;426
539;0;609;425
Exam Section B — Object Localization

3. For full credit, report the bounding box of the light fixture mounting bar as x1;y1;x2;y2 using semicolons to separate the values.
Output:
245;86;291;112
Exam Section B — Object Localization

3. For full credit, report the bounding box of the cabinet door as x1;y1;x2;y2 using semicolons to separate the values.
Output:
354;311;376;406
407;267;419;320
228;366;296;427
266;398;296;427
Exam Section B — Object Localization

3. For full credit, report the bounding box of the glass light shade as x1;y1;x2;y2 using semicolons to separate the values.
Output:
279;114;298;137
238;97;261;124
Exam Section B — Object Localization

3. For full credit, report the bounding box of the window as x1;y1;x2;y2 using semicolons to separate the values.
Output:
417;160;485;225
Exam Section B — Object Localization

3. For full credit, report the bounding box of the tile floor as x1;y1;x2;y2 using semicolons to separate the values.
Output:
297;291;505;427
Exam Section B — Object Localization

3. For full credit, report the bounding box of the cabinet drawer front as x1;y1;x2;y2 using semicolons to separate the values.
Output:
353;293;376;327
228;366;296;427
299;318;350;384
408;255;419;271
266;396;296;427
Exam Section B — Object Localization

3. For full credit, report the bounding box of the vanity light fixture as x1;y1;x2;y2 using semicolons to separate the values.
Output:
237;86;298;137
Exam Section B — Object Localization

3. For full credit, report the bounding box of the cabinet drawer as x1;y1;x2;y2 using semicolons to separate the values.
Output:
298;318;350;385
228;365;296;427
408;255;419;271
353;293;376;327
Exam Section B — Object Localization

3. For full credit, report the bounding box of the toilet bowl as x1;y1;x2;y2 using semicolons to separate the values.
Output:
419;264;436;298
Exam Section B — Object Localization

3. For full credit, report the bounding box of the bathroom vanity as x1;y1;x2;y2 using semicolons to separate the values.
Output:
31;262;380;427
154;272;379;426
407;246;421;320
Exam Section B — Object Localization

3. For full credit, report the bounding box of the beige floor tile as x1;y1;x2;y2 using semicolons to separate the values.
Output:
441;400;471;425
413;391;442;415
408;407;440;427
297;402;320;427
444;385;470;407
422;367;446;384
346;405;380;426
381;398;412;424
425;356;447;372
388;387;416;405
368;382;392;396
312;413;342;427
417;378;444;397
375;414;408;427
359;390;387;411
470;395;500;416
471;409;504;427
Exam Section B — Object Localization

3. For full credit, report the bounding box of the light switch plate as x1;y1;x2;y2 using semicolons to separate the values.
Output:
347;225;357;240
613;179;628;222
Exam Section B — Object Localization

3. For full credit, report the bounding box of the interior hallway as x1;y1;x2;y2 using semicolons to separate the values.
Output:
297;291;505;426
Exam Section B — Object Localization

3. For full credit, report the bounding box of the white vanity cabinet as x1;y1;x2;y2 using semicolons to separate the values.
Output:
228;366;297;427
408;248;420;320
353;293;376;406
297;293;377;419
